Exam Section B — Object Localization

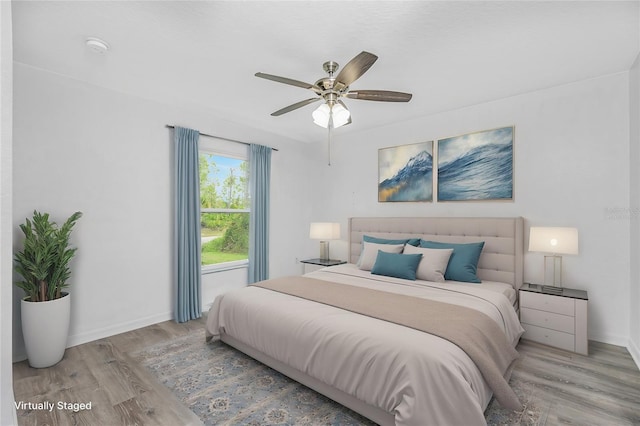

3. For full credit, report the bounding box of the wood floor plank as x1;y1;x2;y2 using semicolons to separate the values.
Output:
13;319;205;426
74;340;139;406
116;349;203;426
515;339;640;425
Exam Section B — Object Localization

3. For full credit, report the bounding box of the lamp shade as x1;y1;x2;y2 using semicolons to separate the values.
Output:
312;103;350;129
312;104;330;128
330;103;350;128
528;227;578;255
309;222;341;240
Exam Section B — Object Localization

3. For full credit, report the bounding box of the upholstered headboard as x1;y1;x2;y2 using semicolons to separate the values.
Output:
349;217;524;289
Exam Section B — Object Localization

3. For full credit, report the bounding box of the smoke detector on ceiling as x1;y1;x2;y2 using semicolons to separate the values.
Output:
85;37;110;54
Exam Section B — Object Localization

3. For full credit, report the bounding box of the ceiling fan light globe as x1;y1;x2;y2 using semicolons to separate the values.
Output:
312;104;331;128
332;104;350;128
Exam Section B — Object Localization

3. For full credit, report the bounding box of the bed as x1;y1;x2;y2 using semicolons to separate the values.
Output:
206;217;525;426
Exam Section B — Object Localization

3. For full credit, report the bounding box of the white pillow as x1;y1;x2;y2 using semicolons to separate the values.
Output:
357;242;405;271
403;245;453;282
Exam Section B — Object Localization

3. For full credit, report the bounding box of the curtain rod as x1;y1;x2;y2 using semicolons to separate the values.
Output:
165;125;278;151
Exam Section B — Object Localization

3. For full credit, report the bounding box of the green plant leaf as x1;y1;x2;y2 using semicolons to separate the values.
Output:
13;210;82;302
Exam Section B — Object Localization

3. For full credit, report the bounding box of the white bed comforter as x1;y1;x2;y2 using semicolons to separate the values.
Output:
206;264;524;426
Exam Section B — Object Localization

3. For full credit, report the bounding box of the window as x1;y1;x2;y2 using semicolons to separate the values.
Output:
199;151;249;271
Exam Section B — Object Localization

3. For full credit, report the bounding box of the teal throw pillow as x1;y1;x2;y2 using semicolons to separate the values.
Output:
371;250;423;281
419;240;485;283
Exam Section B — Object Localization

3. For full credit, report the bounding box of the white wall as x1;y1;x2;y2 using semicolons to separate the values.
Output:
630;52;640;365
1;2;16;424
12;63;320;360
325;73;631;346
269;134;328;273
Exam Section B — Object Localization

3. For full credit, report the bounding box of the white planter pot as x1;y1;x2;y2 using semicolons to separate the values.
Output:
21;292;71;368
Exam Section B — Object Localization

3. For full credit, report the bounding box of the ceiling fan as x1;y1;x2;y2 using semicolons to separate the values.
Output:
255;51;412;129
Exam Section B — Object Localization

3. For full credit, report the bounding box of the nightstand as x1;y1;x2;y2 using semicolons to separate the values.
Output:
300;258;346;274
519;283;588;355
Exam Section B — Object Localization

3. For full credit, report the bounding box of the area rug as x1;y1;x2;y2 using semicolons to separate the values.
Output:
134;330;543;425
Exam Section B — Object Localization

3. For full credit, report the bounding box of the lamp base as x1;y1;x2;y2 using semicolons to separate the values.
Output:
319;241;329;261
543;255;563;287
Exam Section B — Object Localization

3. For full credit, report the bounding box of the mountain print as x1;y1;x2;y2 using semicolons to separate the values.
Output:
378;144;433;202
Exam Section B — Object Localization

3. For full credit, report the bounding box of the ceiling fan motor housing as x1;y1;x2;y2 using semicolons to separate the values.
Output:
322;61;339;75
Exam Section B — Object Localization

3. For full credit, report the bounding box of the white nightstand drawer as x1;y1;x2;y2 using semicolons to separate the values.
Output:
520;307;575;334
520;291;574;316
522;323;575;352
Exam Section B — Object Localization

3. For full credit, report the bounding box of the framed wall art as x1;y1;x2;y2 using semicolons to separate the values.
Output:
437;126;513;201
378;141;433;202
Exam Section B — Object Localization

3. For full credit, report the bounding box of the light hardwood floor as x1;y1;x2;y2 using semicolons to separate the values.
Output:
514;339;640;425
13;319;640;426
13;319;206;426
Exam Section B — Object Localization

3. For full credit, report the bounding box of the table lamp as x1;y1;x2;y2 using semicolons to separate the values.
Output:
309;223;341;261
528;226;579;288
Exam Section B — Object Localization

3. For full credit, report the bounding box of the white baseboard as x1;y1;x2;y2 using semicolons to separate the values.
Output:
67;311;173;348
628;338;640;371
13;311;174;362
588;332;628;348
590;332;640;371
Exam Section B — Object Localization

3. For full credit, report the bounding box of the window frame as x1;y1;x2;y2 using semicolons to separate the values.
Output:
199;146;250;274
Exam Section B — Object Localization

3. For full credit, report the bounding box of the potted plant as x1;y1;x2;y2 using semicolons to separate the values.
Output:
14;210;82;368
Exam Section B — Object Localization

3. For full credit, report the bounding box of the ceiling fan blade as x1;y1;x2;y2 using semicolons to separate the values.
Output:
345;90;412;102
334;51;378;90
271;98;321;116
255;72;322;94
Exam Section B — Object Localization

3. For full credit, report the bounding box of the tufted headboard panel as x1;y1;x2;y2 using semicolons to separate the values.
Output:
349;217;524;289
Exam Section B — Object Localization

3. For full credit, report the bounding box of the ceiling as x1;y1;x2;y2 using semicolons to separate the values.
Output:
12;1;640;144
